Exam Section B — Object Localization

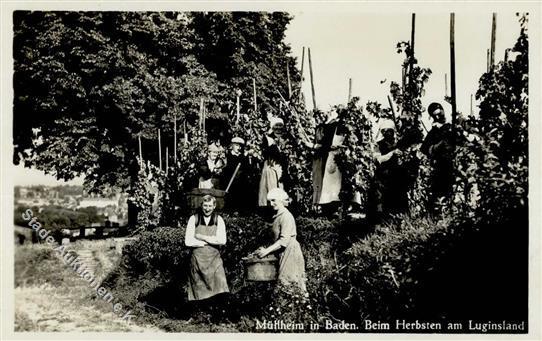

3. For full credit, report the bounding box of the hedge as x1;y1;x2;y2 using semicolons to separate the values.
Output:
102;212;474;331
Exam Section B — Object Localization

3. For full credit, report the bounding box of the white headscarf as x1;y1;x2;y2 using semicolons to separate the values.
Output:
268;117;284;134
375;118;396;142
325;110;339;124
267;187;290;203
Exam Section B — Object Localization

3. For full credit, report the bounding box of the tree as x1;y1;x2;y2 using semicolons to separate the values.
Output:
13;11;300;198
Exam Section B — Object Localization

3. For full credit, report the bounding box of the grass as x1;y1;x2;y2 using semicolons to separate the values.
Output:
14;240;160;332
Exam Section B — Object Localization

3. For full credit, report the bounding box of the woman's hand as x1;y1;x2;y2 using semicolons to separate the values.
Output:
255;247;268;258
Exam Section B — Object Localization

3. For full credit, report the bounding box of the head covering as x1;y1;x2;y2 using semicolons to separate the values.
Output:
375;119;396;142
208;143;221;153
267;187;290;203
268;117;284;134
326;110;339;124
428;102;444;117
379;119;396;131
269;117;284;128
231;137;245;145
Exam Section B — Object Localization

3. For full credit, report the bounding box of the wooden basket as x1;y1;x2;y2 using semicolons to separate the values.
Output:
186;188;226;210
243;254;278;281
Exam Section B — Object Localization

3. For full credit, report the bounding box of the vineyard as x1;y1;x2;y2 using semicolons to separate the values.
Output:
12;11;529;333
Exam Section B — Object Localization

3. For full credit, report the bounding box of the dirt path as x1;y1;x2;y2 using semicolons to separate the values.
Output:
14;239;161;332
15;284;160;332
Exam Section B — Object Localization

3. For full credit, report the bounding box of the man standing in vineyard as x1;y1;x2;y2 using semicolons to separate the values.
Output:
420;102;454;213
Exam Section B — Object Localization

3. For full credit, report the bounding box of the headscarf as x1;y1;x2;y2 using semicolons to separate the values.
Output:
267;187;290;203
375;118;396;142
325;110;339;124
231;137;245;145
267;117;284;134
208;143;221;153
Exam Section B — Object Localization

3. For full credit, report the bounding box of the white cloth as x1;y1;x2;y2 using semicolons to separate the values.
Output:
184;215;226;247
319;131;345;204
198;178;214;189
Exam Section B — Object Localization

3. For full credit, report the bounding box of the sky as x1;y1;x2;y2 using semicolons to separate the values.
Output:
285;11;522;118
13;11;523;186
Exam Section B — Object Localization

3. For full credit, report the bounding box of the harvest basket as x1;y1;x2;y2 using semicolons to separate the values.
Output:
243;254;278;281
186;188;226;210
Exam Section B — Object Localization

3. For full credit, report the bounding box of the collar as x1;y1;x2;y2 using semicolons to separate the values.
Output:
273;206;288;218
433;122;443;128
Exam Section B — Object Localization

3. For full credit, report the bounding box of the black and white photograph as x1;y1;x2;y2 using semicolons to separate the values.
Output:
1;1;540;339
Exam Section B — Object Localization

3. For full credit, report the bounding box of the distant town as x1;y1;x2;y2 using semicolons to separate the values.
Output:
14;185;129;242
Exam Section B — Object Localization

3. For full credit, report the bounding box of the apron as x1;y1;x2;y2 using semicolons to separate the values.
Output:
319;129;345;204
258;160;283;206
187;214;229;301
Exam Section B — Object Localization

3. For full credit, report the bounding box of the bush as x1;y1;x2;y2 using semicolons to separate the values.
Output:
15;245;67;287
340;215;457;321
103;214;343;325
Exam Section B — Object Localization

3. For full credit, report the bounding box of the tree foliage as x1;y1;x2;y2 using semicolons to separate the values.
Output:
458;13;529;225
13;11;299;195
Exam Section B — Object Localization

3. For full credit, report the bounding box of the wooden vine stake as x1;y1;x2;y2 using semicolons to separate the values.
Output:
158;128;162;171
252;78;257;112
286;60;292;99
348;78;352;103
409;13;416;112
173;113;177;163
199;98;204;131
138;135;143;167
450;13;457;151
486;49;490;72
445;73;448;97
387;95;398;127
308;47;316;110
165;146;169;176
490;13;497;70
236;90;241;125
183;119;188;144
450;13;458;205
300;47;305;84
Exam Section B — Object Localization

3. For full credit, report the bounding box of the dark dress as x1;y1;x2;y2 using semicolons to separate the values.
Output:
370;139;409;222
198;158;226;189
258;135;289;206
187;213;230;301
222;151;248;212
421;123;454;200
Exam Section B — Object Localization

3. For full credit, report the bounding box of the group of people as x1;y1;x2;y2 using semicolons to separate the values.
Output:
194;110;358;219
184;188;306;313
371;102;454;223
182;101;454;311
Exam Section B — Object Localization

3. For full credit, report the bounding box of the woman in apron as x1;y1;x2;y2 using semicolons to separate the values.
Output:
255;188;306;291
184;195;229;302
258;117;288;207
